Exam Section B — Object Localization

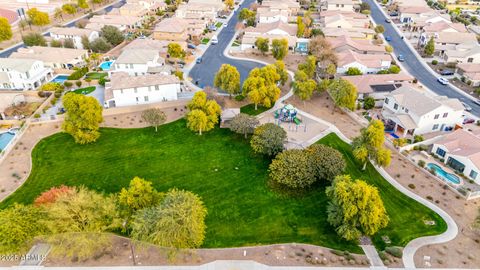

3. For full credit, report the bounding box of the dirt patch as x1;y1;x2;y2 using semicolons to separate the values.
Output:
230;51;306;71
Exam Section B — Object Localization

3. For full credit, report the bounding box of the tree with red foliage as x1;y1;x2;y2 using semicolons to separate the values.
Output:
34;185;74;206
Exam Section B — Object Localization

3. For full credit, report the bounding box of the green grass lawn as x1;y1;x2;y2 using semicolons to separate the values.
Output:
0;120;446;252
85;72;108;80
240;104;271;116
201;38;210;45
215;22;223;28
71;86;96;95
316;133;447;250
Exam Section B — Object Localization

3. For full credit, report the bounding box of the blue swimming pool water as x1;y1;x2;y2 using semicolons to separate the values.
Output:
390;133;399;139
0;131;15;151
426;163;461;185
51;75;68;83
99;61;113;71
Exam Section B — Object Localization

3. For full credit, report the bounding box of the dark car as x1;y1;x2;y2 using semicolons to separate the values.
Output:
390;12;399;16
397;54;405;62
385;36;392;41
187;43;196;49
196;57;202;64
463;118;475;124
440;69;454;76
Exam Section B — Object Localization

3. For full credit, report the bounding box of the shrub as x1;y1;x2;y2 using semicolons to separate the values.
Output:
418;160;426;167
378;251;388;261
393;138;408;148
432;60;438;65
98;77;108;87
251;123;287;156
363;96;375;110
67;67;88;80
50;97;58;105
269;149;316;189
426;195;433;200
34;113;40;118
54;92;62;98
413;135;424;143
75;80;82;87
385;247;403;258
64;81;73;88
306;144;346;182
408;184;416;189
37;90;45;97
174;70;183;80
235;94;245;101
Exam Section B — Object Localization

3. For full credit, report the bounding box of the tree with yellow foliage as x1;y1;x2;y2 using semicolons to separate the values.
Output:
186;91;221;135
352;120;391;170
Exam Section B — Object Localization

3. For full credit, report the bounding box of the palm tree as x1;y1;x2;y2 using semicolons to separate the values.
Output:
54;8;64;21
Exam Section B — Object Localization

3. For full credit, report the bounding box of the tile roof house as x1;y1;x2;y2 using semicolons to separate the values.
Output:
433;32;478;54
9;46;88;69
0;8;19;25
431;129;480;184
86;14;143;32
321;10;370;29
262;0;301;14
327;36;386;54
341;73;414;101
49;27;99;50
256;6;291;24
381;85;464;136
109;49;166;76
175;2;217;22
0;58;53;90
325;0;356;12
104;72;180;108
336;49;392;74
241;21;298;51
443;43;480;64
456;63;480;86
418;21;467;46
152;17;189;42
122;38;187;56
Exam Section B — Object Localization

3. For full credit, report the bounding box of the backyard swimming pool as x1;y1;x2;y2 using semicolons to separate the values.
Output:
0;130;16;151
99;61;113;71
51;75;69;83
426;163;461;185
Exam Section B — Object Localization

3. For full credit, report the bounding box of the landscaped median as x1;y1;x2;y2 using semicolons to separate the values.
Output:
0;119;446;254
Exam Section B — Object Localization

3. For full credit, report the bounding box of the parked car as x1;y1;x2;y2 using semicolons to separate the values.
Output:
187;43;196;49
440;69;454;76
462;102;473;112
211;36;218;45
397;54;405;62
385;36;392;41
390;12;399;16
196;57;202;64
474;99;480;106
464;118;475;124
385;18;391;23
437;77;449;85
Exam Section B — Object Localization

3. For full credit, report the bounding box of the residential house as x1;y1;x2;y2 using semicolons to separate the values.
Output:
117;3;149;17
398;6;449;28
320;10;370;29
241;21;298;51
0;58;53;90
127;0;167;11
456;63;480;86
9;46;88;69
341;73;414;103
381;85;464;136
337;49;392;74
323;26;375;39
188;0;223;11
418;21;467;46
86;15;143;32
444;43;480;64
327;36;386;54
256;6;290;24
122;38;187;56
262;0;301;14
432;32;478;56
325;0;355;11
109;49;166;76
175;2;217;22
49;27;99;50
104;72;180;108
153;17;189;42
431;129;480;184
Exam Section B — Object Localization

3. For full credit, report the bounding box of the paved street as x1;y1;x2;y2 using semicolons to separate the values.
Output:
188;0;263;88
364;0;480;116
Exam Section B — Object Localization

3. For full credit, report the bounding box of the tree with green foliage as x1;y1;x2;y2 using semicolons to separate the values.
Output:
254;37;269;55
297;16;305;37
131;189;207;249
186;91;221;135
363;96;375;110
77;0;89;9
293;72;317;104
54;7;64;21
118;177;162;215
167;42;186;69
298;55;317;79
388;65;401;74
238;8;256;26
63;38;75;48
89;37;112;52
22;32;47;46
352;120;391;169
214;64;241;97
374;25;385;34
326;175;389;241
0;17;13;42
40;82;64;92
141;108;167;132
328;78;358;111
27;8;50;26
305;144;346;182
269;149;316;189
345;67;363;76
0;204;48;253
62;93;103;144
250;123;287;156
229;113;259;138
100;25;124;46
62;4;77;14
271;38;289;60
424;37;435;56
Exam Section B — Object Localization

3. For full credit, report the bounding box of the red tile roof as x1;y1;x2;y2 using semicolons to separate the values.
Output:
0;8;19;24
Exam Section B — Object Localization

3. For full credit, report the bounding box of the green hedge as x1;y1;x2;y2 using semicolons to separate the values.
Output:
67;67;89;80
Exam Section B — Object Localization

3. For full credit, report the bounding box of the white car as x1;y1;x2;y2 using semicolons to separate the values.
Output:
462;102;472;112
437;77;449;85
211;36;218;45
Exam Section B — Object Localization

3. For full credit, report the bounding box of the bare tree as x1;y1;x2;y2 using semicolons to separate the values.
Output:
141;108;167;132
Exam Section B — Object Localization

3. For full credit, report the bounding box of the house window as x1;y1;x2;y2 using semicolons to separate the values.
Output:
393;103;398;110
155;85;159;90
136;97;139;102
385;98;389;104
447;157;465;173
434;114;439;119
433;124;439;130
120;89;123;94
129;64;133;68
436;148;446;157
468;58;474;63
470;170;478;179
144;96;149;101
405;108;409;113
443;112;448;118
134;88;138;93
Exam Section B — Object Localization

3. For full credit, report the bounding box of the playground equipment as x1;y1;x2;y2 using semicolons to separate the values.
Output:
274;104;302;125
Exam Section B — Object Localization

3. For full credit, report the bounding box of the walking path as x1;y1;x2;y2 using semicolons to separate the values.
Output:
360;246;385;267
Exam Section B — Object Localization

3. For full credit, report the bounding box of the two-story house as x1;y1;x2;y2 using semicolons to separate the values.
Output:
109;49;166;76
0;58;53;90
49;27;99;50
381;85;464;136
104;72;180;108
10;46;88;70
153;18;189;42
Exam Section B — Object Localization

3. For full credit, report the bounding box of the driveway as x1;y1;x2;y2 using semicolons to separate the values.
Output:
364;0;480;116
87;85;105;105
188;0;264;88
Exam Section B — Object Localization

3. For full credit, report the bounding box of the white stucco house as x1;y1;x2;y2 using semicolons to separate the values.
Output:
337;50;392;74
104;72;180;108
431;129;480;184
326;0;355;11
0;58;53;90
381;85;464;136
109;49;166;76
49;27;99;50
10;46;88;70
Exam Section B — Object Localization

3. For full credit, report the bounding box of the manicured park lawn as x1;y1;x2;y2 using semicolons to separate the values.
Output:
0;120;446;252
240;104;271;116
71;86;96;95
317;133;447;249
